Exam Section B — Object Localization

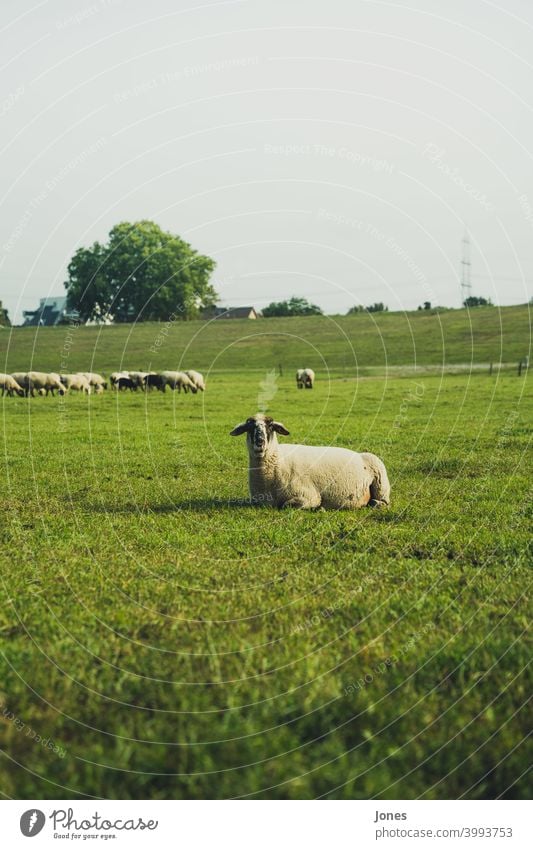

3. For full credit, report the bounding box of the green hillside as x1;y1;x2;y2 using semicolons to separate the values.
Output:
0;304;530;374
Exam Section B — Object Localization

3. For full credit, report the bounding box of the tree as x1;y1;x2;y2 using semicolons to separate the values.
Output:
262;297;323;317
463;295;493;308
347;302;388;314
0;301;10;327
65;220;217;322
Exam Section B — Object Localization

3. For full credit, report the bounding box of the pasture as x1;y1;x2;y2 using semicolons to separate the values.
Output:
0;310;531;799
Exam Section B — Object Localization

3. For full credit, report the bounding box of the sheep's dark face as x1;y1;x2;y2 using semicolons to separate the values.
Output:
230;414;290;457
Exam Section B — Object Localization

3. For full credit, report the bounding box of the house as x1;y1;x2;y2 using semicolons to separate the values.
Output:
22;296;79;327
203;306;259;320
0;300;10;327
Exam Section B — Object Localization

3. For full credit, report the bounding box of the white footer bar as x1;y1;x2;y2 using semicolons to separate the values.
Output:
1;799;529;848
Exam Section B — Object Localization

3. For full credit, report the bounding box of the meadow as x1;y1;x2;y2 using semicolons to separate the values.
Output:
0;307;531;799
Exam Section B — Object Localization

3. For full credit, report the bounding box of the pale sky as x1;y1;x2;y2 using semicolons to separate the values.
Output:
1;0;532;324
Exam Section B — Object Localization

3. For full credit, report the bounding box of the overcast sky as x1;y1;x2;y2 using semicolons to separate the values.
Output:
1;0;532;324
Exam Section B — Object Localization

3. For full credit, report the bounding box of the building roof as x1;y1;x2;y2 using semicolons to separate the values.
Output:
206;306;259;319
22;296;78;327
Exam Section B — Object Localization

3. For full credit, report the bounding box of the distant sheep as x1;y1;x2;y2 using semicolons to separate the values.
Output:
145;373;165;391
161;371;197;393
110;371;129;388
17;371;66;397
61;374;91;394
0;374;24;397
230;413;390;509
296;368;315;389
11;373;30;396
116;376;136;391
128;371;150;390
185;370;205;392
302;368;315;389
83;372;107;391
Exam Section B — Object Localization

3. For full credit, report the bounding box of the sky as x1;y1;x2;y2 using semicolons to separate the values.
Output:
1;0;532;324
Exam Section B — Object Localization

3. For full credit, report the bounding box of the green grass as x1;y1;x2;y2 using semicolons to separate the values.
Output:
0;303;530;375
0;366;531;799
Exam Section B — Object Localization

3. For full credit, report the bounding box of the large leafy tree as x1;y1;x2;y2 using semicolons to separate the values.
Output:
262;297;323;317
65;220;217;322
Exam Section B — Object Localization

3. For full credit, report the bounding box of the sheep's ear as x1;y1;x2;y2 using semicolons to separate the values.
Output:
230;422;249;436
271;421;290;436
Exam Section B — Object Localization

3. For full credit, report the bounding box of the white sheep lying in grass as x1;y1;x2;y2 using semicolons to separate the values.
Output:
230;413;390;509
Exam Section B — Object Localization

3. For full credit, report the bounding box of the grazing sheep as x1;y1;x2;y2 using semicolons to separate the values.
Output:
145;372;165;391
83;372;107;391
230;413;390;509
302;368;315;389
296;369;305;389
161;371;197;393
0;374;24;397
18;371;66;397
185;370;206;392
61;374;91;394
39;372;66;396
110;371;129;388
11;372;30;396
117;376;136;391
129;371;150;390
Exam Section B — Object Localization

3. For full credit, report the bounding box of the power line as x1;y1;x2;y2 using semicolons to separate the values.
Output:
460;228;472;305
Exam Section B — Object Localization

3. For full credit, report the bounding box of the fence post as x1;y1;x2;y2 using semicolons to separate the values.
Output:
489;362;493;376
278;363;283;376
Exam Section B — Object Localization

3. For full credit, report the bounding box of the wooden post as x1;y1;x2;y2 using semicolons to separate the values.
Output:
518;360;522;377
278;363;283;376
489;362;493;376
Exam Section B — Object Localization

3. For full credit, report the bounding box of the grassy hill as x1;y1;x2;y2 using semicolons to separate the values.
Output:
1;304;530;374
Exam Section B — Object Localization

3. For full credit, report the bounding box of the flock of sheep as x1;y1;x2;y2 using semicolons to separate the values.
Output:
0;369;206;397
1;367;314;397
1;363;390;510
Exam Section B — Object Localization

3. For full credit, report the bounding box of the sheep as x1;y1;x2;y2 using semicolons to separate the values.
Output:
0;374;24;397
145;372;165;391
110;371;129;388
185;370;206;392
302;368;315;389
37;372;66;396
11;373;30;396
82;372;107;391
230;413;390;510
129;371;150;390
116;376;136;391
16;371;66;397
61;374;91;394
296;369;305;389
160;370;197;393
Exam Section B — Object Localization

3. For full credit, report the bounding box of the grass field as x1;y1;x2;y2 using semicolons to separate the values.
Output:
0;310;531;800
0;303;530;374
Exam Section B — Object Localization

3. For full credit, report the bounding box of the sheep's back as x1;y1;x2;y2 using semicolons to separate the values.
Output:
277;444;372;506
